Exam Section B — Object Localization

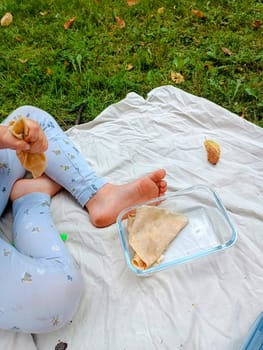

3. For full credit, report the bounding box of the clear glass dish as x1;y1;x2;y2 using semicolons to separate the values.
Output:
116;185;237;276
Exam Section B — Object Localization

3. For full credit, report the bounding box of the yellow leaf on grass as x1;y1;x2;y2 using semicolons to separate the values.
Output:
1;12;13;26
171;71;184;84
191;9;206;19
64;16;76;30
204;140;221;165
126;64;134;71
222;47;232;56
18;58;29;64
126;0;139;6
46;67;52;75
157;7;165;15
115;16;125;28
252;20;262;30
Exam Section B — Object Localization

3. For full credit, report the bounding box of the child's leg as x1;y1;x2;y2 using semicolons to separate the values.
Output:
5;105;107;206
6;106;167;228
0;192;84;333
0;148;26;216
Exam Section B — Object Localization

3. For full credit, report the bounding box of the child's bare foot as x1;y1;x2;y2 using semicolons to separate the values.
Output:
86;169;167;228
10;175;62;201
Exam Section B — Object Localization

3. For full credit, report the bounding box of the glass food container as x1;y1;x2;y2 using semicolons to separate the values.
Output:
117;185;237;276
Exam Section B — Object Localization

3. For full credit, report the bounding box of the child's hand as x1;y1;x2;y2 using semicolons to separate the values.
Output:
0;125;30;151
0;119;48;153
23;118;48;153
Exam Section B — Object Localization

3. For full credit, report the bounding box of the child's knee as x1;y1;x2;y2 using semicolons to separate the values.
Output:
0;262;84;333
28;268;84;333
40;267;84;331
10;105;38;117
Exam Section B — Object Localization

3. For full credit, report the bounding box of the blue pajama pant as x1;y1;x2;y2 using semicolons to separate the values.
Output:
0;106;106;333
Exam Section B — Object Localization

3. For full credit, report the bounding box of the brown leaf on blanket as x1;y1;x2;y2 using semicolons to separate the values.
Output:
55;341;68;350
204;139;221;165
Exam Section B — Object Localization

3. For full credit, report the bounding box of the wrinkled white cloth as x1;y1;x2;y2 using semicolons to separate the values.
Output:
0;86;262;350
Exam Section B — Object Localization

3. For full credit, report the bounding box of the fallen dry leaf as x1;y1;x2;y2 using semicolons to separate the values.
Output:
1;12;13;26
252;20;262;30
204;140;221;165
191;9;206;19
39;11;48;16
222;47;232;56
64;16;76;30
171;71;185;84
126;0;139;6
18;58;29;64
46;67;52;75
125;64;134;71
204;62;212;70
55;342;68;350
157;7;165;15
240;108;247;119
115;16;125;28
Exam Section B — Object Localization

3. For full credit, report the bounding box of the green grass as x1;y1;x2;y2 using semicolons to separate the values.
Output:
0;0;262;128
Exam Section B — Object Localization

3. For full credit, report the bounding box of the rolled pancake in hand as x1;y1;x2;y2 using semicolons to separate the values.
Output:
8;117;47;178
128;206;188;270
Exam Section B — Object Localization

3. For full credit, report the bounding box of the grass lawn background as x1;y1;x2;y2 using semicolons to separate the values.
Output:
0;0;262;128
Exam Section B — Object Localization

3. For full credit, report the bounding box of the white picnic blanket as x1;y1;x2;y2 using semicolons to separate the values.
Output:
0;85;262;350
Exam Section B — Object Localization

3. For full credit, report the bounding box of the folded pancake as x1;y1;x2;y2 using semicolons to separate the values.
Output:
8;117;47;178
128;205;188;270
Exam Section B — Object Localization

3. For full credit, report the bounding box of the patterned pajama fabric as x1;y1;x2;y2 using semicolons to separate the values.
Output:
0;106;106;333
